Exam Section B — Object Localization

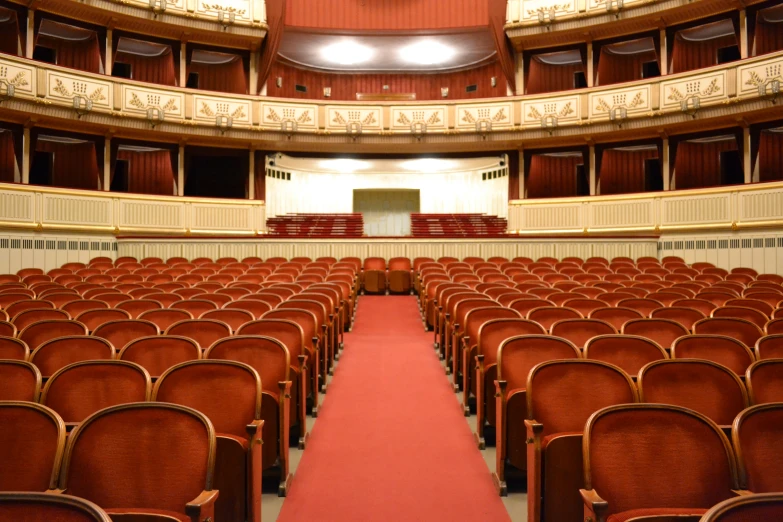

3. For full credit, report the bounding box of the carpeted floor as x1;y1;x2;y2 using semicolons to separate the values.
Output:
277;295;511;522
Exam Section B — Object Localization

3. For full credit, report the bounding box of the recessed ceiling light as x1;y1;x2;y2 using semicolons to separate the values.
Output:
401;159;456;172
321;41;374;66
399;41;456;65
320;159;370;172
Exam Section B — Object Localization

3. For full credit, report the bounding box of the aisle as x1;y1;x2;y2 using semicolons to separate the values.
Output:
277;296;511;522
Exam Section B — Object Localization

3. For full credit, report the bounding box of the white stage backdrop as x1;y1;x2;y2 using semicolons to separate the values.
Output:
264;154;509;220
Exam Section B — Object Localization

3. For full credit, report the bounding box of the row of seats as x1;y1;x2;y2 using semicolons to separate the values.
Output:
410;213;508;237
266;213;365;238
412;256;783;522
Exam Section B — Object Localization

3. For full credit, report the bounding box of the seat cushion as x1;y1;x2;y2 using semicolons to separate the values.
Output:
607;507;707;522
104;507;190;522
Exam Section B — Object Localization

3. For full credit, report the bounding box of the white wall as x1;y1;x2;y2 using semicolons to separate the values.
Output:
265;155;509;220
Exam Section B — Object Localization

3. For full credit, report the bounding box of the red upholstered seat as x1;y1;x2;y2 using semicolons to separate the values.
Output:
700;494;783;522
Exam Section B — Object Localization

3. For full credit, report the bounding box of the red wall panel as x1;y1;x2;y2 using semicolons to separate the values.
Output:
267;60;506;100
596;49;658;86
674;139;738;190
599;148;658;194
0;7;20;56
670;33;737;74
527;154;583;199
526;58;584;95
755;19;783;56
117;150;176;195
0;131;17;183
757;131;783;182
114;49;177;87
34;139;101;190
35;32;103;74
285;0;489;30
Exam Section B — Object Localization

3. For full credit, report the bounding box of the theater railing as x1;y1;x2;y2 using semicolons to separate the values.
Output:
0;50;781;140
1;181;781;238
0;184;266;236
508;181;783;235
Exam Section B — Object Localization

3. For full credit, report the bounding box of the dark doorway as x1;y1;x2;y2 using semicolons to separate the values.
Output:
29;151;54;186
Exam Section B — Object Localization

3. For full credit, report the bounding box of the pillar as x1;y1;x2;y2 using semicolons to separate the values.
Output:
739;10;749;59
518;149;525;199
743;128;752;183
662;138;671;190
180;42;187;88
659;28;668;75
248;149;255;199
103;137;111;191
105;29;113;76
177;145;185;196
22;127;30;184
515;50;524;96
586;42;594;87
249;49;259;95
25;9;34;59
589;145;597;195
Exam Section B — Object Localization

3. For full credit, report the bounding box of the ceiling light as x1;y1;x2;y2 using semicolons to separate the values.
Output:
321;41;374;66
401;159;455;173
399;41;456;65
320;159;370;172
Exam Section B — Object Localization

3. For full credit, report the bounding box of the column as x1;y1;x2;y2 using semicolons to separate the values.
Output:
659;28;668;75
103;137;111;191
249;49;259;95
586;42;594;87
177;145;185;196
662;138;671;190
248;149;255;199
743;128;752;183
739;10;749;59
180;41;187;88
22;127;30;184
106;29;113;76
25;9;34;59
515;50;524;96
589;145;597;195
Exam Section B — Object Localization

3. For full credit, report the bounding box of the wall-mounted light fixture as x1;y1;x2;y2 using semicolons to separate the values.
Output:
276;77;282;88
323;87;331;98
441;87;449;98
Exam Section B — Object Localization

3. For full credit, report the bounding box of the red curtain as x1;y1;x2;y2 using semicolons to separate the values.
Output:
599;148;658;194
253;151;265;200
258;0;286;93
757;131;783;182
508;150;519;200
674;139;738;190
188;54;247;94
527;154;583;198
0;7;20;56
0;131;18;183
114;48;177;86
670;32;737;74
34;139;100;190
267;60;505;100
35;29;103;74
489;0;515;93
596;48;658;85
117;150;176;195
755;18;783;56
526;56;584;95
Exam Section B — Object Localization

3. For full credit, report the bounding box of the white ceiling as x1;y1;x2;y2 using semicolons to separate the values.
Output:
277;29;497;73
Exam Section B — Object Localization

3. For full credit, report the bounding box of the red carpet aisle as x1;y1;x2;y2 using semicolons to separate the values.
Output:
277;296;510;522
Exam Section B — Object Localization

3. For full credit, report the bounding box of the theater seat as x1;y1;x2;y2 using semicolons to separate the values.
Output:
700;493;783;522
757;334;783;360
673;334;755;374
0;360;42;401
30;336;115;378
746;359;783;404
733;403;783;493
584;334;668;377
580;404;738;522
154;360;265;522
57;403;218;522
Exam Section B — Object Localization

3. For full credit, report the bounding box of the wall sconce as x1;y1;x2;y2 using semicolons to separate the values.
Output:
346;122;362;134
491;77;497;87
476;121;492;133
441;87;449;98
411;122;427;135
605;0;623;13
275;77;282;88
323;87;331;98
72;96;93;117
537;9;555;24
609;107;627;122
680;96;700;117
0;81;15;102
149;0;166;14
383;85;390;91
216;114;233;130
758;80;780;103
146;107;165;126
217;10;236;25
281;120;297;133
540;115;558;130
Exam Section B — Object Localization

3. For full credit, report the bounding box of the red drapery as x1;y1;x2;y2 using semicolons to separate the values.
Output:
757;131;783;182
267;60;505;100
527;154;583;198
187;52;247;94
673;138;738;190
526;54;584;95
116;150;176;195
258;0;286;92
753;15;783;56
596;47;658;85
253;151;265;201
0;131;18;183
35;22;103;74
599;148;658;194
508;150;519;200
114;47;177;86
34;139;101;190
0;7;20;56
670;30;737;74
489;0;515;93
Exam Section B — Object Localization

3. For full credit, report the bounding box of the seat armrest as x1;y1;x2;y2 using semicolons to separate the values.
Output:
580;489;609;522
44;489;65;495
525;419;544;442
185;489;219;522
246;419;264;439
733;489;754;496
